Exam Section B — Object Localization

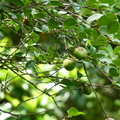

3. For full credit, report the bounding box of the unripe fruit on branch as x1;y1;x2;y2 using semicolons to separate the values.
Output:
82;85;92;95
63;58;75;71
73;47;87;60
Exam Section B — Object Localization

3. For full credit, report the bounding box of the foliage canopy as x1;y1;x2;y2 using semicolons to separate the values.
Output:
0;0;120;120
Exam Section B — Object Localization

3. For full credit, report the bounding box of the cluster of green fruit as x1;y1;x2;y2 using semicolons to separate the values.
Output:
63;47;87;71
63;47;92;95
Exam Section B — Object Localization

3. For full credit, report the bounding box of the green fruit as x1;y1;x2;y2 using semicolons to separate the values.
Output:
82;85;92;95
73;47;87;60
63;58;75;71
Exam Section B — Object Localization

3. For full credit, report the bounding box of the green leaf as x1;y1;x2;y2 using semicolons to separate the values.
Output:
48;19;58;29
61;80;74;86
107;21;119;34
34;27;42;33
30;32;40;42
112;38;120;43
38;54;44;61
80;0;92;16
113;46;120;53
98;34;108;41
35;13;46;18
0;2;6;11
84;28;98;41
97;50;108;56
111;81;120;88
23;9;32;17
115;2;120;8
93;41;108;46
107;44;113;54
92;29;98;41
109;67;119;76
47;46;55;52
26;60;36;69
64;18;77;28
9;0;24;7
97;13;117;26
116;78;120;83
84;28;92;35
77;71;83;78
99;0;115;4
90;46;96;55
0;31;4;40
87;14;102;23
42;24;49;32
67;107;85;117
50;1;63;6
79;32;87;39
92;53;105;58
13;52;25;61
97;15;110;26
100;26;107;34
114;83;120;88
112;59;120;67
114;33;120;39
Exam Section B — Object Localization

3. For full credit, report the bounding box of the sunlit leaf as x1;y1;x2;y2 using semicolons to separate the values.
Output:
115;2;120;8
0;37;9;52
107;44;113;54
6;95;20;107
113;46;120;53
112;59;120;67
34;27;42;32
42;24;49;32
67;107;85;117
0;31;4;40
87;14;102;23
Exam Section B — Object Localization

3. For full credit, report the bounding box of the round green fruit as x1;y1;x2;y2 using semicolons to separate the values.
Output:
82;86;92;95
63;58;75;71
73;47;87;60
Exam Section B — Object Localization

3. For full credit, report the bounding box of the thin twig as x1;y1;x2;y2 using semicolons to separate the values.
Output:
83;63;109;119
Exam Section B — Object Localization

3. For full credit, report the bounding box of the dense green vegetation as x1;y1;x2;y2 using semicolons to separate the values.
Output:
0;0;120;120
